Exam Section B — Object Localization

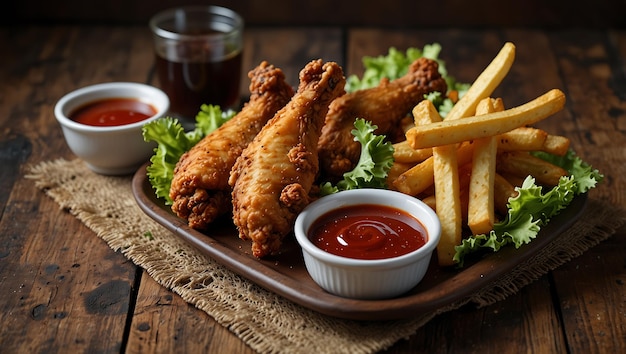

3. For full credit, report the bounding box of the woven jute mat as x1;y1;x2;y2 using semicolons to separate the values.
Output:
26;158;625;354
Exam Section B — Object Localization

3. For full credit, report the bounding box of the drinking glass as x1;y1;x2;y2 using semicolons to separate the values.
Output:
150;6;244;121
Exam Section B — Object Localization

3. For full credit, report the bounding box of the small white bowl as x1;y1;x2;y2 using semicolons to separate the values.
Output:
54;82;169;175
294;188;441;300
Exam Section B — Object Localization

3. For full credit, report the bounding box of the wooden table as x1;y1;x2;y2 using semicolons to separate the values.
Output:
1;25;625;353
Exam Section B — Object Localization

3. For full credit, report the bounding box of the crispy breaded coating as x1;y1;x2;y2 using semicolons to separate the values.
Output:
318;57;447;179
229;59;346;258
169;61;294;229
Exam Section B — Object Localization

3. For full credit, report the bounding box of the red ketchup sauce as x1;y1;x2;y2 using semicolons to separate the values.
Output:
70;98;157;127
309;204;428;260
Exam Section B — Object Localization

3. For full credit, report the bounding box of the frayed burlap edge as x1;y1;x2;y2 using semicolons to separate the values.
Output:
25;158;625;354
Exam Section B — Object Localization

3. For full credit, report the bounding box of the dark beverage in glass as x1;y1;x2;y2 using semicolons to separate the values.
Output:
150;6;244;121
154;48;242;119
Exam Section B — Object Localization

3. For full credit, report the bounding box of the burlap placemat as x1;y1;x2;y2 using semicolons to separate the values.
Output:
26;158;625;354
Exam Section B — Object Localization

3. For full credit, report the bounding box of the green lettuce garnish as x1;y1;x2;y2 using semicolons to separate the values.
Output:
453;150;603;266
195;104;235;136
344;44;470;117
320;118;394;195
142;104;236;204
140;46;603;273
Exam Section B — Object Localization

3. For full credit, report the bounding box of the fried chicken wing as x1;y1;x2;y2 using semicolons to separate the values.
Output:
318;57;448;179
169;61;294;229
229;59;346;258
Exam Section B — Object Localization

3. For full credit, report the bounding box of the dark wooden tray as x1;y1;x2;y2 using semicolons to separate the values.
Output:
131;163;587;321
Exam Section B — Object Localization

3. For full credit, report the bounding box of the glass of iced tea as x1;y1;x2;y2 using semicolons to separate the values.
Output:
150;6;244;121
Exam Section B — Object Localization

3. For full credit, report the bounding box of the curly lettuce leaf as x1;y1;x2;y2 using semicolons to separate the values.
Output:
195;104;236;136
142;104;236;204
320;119;394;195
453;150;602;266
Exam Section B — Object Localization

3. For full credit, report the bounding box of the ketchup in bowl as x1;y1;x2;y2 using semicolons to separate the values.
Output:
69;98;157;127
295;189;441;299
309;204;428;260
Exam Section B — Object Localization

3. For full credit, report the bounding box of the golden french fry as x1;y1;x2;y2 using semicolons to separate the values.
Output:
392;141;474;196
412;103;435;126
456;143;476;166
394;42;571;265
458;163;473;224
406;89;566;149
413;100;462;267
393;157;434;196
393;140;433;163
489;96;505;111
496;151;568;186
468;98;501;235
386;161;414;185
497;126;570;156
433;143;462;266
445;42;516;121
497;127;548;152
494;173;518;216
542;134;570;156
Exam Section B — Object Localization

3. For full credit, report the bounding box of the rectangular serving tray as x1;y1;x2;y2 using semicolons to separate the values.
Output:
131;163;586;321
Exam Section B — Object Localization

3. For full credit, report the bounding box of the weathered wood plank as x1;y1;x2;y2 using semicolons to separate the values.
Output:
241;28;344;90
1;25;624;354
385;278;567;353
0;26;153;353
547;29;626;353
126;273;255;353
0;186;137;353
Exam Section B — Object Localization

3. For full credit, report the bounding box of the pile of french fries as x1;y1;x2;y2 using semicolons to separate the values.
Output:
387;42;571;266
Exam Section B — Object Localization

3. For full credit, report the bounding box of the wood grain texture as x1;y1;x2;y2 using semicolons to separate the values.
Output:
127;273;253;353
546;29;626;354
0;25;624;353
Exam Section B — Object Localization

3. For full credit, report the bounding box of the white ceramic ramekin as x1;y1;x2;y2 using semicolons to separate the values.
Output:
294;188;441;300
54;82;169;175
